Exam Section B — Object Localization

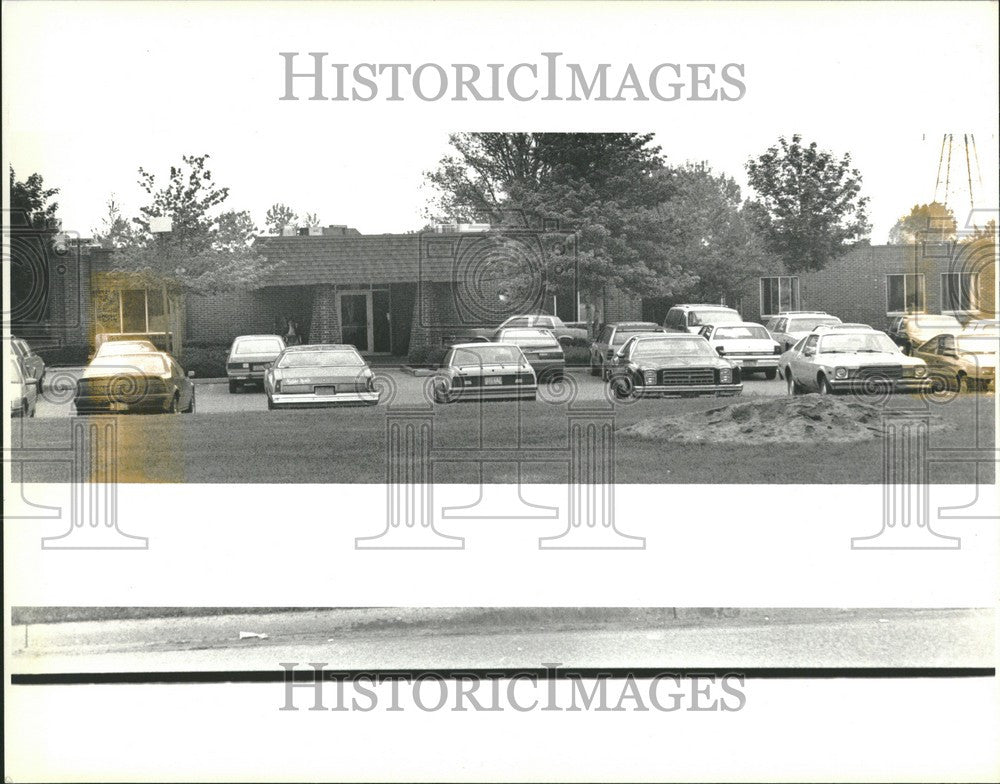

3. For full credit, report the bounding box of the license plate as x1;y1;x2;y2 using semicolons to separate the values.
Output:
743;359;757;366
252;364;266;371
484;377;502;386
315;385;337;395
109;402;128;412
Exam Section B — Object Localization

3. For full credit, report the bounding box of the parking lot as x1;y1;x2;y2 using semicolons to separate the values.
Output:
14;367;992;484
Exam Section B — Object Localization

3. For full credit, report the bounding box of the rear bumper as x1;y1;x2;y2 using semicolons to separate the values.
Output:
270;391;379;407
446;385;537;401
228;370;267;382
637;383;743;396
74;393;173;413
526;359;566;378
724;356;779;368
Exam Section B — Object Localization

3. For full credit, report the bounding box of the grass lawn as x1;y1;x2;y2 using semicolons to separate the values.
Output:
13;394;994;483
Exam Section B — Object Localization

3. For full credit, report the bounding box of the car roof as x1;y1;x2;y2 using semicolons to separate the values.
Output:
632;332;704;340
610;321;661;328
777;310;831;315
234;334;285;340
708;321;766;329
673;303;739;310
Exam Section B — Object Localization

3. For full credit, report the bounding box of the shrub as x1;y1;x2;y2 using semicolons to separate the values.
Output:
181;343;229;378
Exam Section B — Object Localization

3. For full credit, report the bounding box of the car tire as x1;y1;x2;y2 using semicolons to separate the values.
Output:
610;374;635;401
786;373;802;396
267;396;276;410
183;390;195;414
228;380;238;393
168;395;180;414
818;375;835;396
589;360;600;377
764;368;777;380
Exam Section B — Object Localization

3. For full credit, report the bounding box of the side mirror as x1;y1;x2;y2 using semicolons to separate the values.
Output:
715;346;725;355
187;370;196;378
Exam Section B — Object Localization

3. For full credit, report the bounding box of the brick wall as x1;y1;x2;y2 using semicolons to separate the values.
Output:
309;285;342;343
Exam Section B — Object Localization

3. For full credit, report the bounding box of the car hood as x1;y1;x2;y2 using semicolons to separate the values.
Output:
816;351;924;368
272;365;370;383
633;354;730;370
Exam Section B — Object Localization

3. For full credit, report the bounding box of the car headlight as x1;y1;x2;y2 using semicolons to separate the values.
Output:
834;367;848;380
719;368;732;384
241;363;249;369
914;366;927;377
643;370;656;385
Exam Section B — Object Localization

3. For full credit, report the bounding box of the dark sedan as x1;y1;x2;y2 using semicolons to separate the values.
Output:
607;334;742;399
493;327;565;382
74;352;196;414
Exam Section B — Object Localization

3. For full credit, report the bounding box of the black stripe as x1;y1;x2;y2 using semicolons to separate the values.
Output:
10;667;994;685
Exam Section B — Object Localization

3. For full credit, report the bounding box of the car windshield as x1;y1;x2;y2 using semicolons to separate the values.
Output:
789;317;840;331
956;336;998;355
452;346;523;366
613;327;661;344
713;325;770;340
276;350;363;368
498;329;558;346
818;333;898;354
99;342;156;355
89;354;168;374
632;338;715;358
234;338;284;355
691;310;740;325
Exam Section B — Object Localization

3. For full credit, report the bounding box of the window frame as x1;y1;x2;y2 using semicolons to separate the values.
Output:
941;272;979;314
885;273;926;316
759;276;801;318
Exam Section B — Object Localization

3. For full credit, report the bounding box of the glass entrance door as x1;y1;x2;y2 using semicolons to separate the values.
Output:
339;292;372;352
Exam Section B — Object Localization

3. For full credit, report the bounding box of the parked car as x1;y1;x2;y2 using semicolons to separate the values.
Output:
494;327;565;382
812;323;874;333
10;355;38;418
94;339;159;358
607;333;742;399
94;331;174;356
455;314;587;346
778;329;929;396
227;334;286;392
886;314;963;354
911;331;997;392
697;322;782;379
264;344;378;409
662;304;743;334
11;336;45;386
765;311;843;351
590;322;666;379
432;343;537;404
74;352;196;414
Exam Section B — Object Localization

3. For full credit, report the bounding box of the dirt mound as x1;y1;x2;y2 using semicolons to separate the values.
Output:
618;396;950;444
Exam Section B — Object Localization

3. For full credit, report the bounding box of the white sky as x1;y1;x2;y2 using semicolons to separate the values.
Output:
3;1;998;242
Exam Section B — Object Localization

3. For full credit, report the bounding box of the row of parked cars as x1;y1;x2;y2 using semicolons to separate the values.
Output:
9;306;996;416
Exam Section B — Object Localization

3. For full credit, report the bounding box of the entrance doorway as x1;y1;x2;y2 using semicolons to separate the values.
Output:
339;289;392;354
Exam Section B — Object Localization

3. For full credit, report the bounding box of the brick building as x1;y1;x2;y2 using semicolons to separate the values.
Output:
644;240;996;330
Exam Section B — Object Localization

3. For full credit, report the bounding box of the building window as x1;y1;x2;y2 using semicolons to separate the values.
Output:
886;273;926;314
95;288;168;334
759;276;800;316
941;272;978;312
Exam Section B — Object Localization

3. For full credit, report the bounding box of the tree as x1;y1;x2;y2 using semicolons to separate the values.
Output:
111;155;276;292
746;134;870;272
651;164;773;304
9;169;61;324
264;202;297;235
425;133;694;299
92;196;140;249
888;202;957;244
302;212;321;228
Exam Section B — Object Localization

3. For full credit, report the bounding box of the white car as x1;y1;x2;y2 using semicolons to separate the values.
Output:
94;339;159;358
779;329;929;395
10;356;38;417
697;322;782;379
663;304;743;334
766;311;842;351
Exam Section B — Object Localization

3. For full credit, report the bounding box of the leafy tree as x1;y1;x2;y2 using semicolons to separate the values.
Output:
652;164;773;305
302;212;321;228
425;133;694;299
746;134;870;272
888;202;957;244
93;196;140;249
264;202;297;235
9;169;61;324
111;155;276;292
9;167;59;229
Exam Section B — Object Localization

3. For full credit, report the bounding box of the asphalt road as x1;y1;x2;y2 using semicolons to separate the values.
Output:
13;369;993;483
10;607;993;673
